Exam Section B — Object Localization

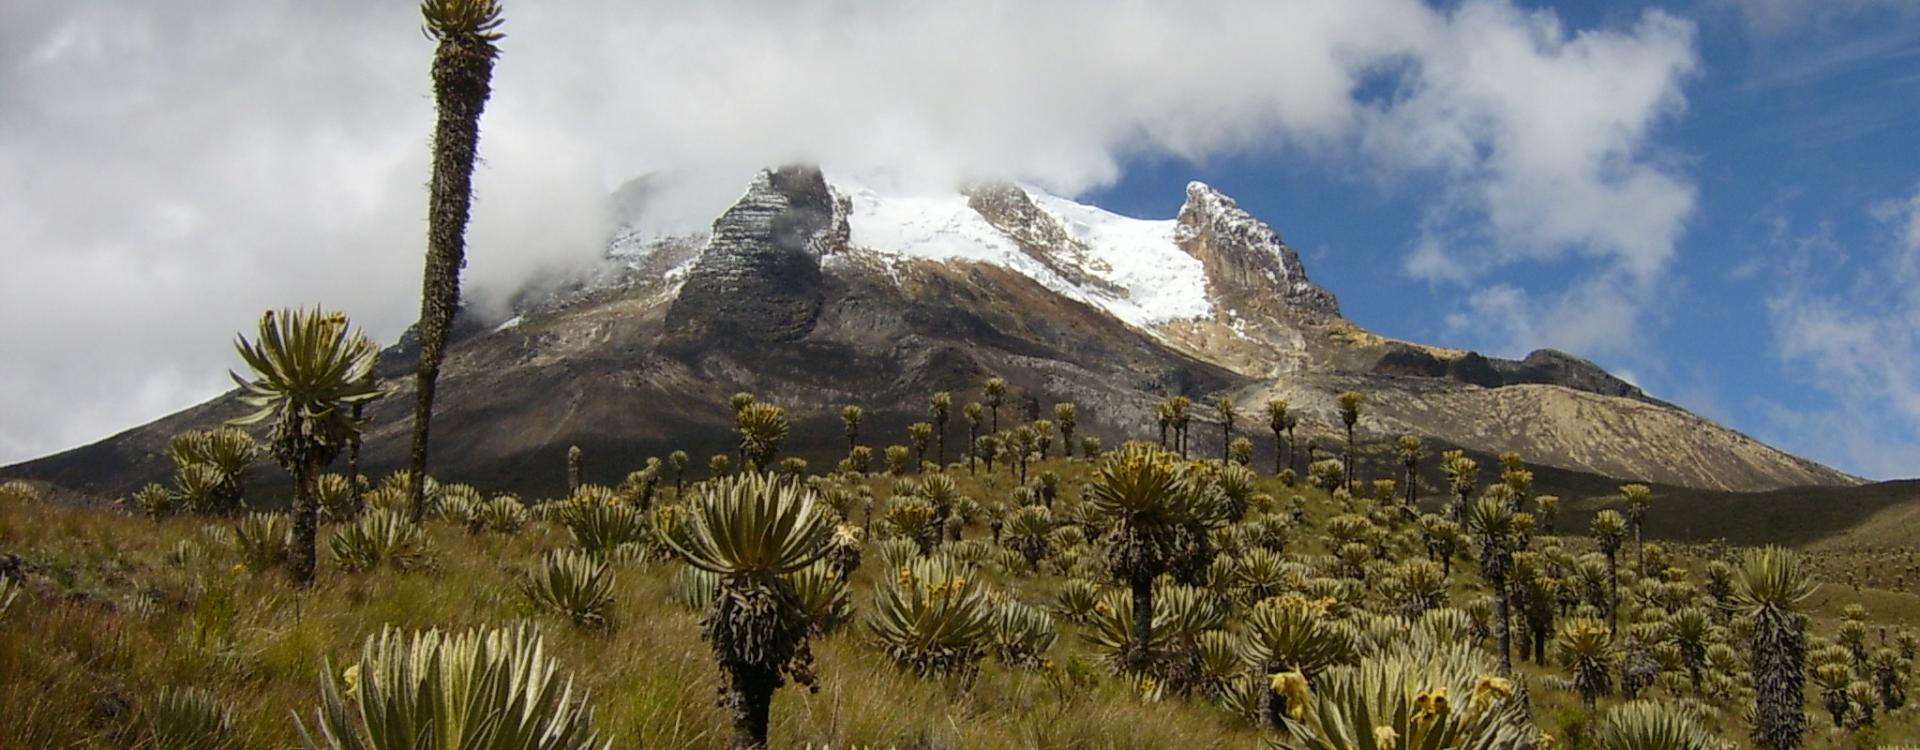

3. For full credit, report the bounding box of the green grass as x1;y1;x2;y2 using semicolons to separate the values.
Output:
0;467;1256;749
1;457;1916;749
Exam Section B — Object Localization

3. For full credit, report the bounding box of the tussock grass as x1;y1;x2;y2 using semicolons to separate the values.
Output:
1;457;1917;748
0;471;1262;749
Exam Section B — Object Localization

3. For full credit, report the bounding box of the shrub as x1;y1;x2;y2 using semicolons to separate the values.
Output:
1273;643;1536;750
294;624;605;750
1557;617;1616;708
867;555;995;678
881;496;940;552
668;565;720;612
1413;607;1472;645
0;576;19;621
656;471;832;750
874;538;921;570
522;549;616;628
472;494;529;534
787;560;852;635
328;510;431;573
1383;558;1448;618
126;483;177;519
558;499;649;556
1001;504;1054;570
1239;594;1357;682
1218;674;1266;723
434;483;484;526
1080;582;1226;682
991;598;1058;669
1195;629;1246;697
166;539;207;567
234;512;291;571
360;485;411;515
1047;524;1087;550
314;474;358;523
1234;547;1294;604
373;471;438;511
1081;589;1153;669
1052;578;1101;624
1594;700;1719;750
141;686;234;750
0;479;43;504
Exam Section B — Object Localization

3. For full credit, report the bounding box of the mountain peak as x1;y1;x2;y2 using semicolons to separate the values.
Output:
1182;179;1223;201
664;165;849;342
1173;181;1339;318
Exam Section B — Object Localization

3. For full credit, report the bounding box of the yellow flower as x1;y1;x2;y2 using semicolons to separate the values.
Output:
1373;725;1400;747
1269;671;1312;720
231;563;248;575
1470;674;1514;712
1412;687;1450;721
342;663;362;701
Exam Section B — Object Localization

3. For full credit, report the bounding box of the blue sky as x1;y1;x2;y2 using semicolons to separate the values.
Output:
1;0;1916;480
1084;1;1920;478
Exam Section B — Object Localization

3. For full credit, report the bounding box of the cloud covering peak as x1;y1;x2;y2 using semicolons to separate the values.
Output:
0;0;1699;464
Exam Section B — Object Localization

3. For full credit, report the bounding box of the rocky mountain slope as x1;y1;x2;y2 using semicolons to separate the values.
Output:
4;165;1855;498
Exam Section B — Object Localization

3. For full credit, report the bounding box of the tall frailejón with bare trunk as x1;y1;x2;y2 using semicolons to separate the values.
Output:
407;0;503;521
229;308;383;586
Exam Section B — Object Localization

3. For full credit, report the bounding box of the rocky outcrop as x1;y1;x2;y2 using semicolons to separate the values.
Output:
964;182;1121;295
1492;349;1645;400
1367;344;1651;402
1173;181;1339;317
664;165;849;342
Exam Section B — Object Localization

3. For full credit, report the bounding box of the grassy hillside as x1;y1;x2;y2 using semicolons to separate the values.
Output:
1582;480;1920;551
0;455;1915;749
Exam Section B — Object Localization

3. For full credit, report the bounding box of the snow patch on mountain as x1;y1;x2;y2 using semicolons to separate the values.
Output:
1026;192;1212;326
834;177;1212;328
840;185;1021;267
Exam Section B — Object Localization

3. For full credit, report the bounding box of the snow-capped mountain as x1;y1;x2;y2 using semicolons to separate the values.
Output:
603;170;1333;333
7;166;1854;498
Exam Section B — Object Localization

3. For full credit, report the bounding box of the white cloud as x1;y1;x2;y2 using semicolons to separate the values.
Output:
1378;4;1697;283
1391;3;1697;366
0;0;1702;464
1442;274;1647;360
1871;186;1920;260
1712;0;1919;37
1762;185;1920;478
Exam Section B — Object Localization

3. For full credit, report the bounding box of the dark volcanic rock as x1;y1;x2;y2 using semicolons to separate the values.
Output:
665;165;850;343
1365;343;1651;403
1446;352;1503;389
1371;346;1448;378
1493;349;1645;399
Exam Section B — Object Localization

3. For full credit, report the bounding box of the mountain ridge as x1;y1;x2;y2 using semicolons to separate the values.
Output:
1;164;1856;498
